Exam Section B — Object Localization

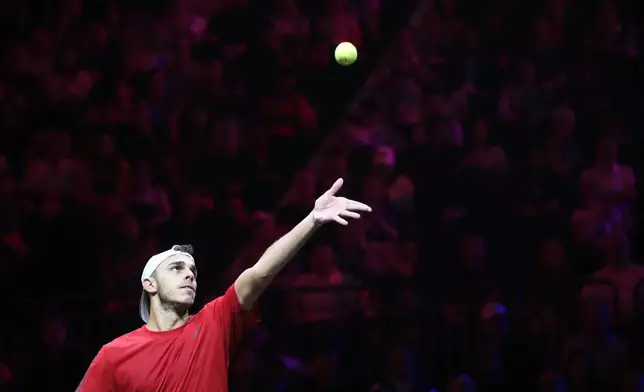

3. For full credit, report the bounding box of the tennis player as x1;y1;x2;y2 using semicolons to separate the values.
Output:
77;178;371;391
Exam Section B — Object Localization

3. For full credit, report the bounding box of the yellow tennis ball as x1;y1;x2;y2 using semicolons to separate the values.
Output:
334;42;358;66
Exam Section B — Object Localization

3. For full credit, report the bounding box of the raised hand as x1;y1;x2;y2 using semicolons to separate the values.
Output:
312;178;372;226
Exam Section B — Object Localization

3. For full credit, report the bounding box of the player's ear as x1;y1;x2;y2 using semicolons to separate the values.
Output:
142;277;158;294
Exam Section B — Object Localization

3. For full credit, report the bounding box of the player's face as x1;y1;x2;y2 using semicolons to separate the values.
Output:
154;259;198;308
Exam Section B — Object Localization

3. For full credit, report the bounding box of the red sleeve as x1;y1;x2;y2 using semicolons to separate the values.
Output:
76;347;115;392
202;284;260;353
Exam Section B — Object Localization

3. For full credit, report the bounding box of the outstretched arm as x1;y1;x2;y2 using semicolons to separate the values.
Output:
234;178;371;310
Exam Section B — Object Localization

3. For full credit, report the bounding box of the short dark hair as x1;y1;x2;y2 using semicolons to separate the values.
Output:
172;244;194;255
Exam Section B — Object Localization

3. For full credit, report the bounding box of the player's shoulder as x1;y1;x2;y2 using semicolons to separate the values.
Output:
198;284;249;318
101;327;149;354
205;285;238;307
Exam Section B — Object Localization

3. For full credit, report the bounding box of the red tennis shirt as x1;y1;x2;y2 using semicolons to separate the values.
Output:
77;284;258;391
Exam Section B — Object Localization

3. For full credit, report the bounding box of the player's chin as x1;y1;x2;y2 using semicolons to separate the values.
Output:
174;291;196;305
175;296;195;307
182;291;196;302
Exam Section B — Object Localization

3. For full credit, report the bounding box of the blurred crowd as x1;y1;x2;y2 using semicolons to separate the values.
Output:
1;0;644;391
238;0;644;391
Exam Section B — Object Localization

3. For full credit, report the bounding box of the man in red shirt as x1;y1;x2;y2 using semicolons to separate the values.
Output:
77;178;370;391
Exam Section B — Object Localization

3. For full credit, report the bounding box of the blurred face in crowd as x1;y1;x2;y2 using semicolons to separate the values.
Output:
310;244;334;276
223;120;240;154
276;77;297;97
585;191;609;214
538;371;567;392
310;40;332;68
210;61;223;86
539;238;566;271
580;298;611;335
526;303;558;337
324;155;347;182
387;345;407;378
623;373;644;392
361;175;386;205
328;0;346;13
275;0;298;13
134;102;152;134
533;18;552;48
399;29;416;57
553;108;575;138
361;109;383;128
224;196;245;226
597;4;618;36
0;174;14;200
81;106;103;126
602;227;630;263
89;22;108;49
443;0;455;16
119;214;140;243
59;48;78;73
471;119;488;147
312;354;336;387
336;219;366;250
145;256;198;316
394;99;421;127
463;28;480;52
292;170;315;204
425;12;442;39
116;83;133;108
634;282;644;315
448;375;476;392
519;62;536;86
461;236;485;269
373;147;396;171
190;108;210;129
364;0;379;14
96;133;116;158
131;163;153;189
40;196;62;220
37;131;71;162
41;317;67;349
251;214;275;243
263;28;282;52
210;120;239;156
150;71;165;99
30;29;53;53
399;241;419;265
567;352;591;390
181;192;204;220
411;123;429;144
596;136;618;166
482;313;508;341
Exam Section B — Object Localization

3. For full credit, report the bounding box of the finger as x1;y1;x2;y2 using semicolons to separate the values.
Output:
340;210;361;219
346;199;372;212
333;216;349;225
326;178;344;197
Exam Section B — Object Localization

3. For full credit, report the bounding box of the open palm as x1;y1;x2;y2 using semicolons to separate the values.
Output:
312;178;372;225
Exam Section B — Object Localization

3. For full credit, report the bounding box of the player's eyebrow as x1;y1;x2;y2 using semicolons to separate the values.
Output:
168;261;198;276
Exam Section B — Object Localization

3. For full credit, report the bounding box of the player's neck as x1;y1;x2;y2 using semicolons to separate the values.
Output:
146;306;190;332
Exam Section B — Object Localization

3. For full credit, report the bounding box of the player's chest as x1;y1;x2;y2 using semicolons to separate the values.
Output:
114;326;224;391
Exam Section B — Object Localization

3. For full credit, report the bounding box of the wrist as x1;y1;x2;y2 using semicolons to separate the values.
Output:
311;210;324;226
